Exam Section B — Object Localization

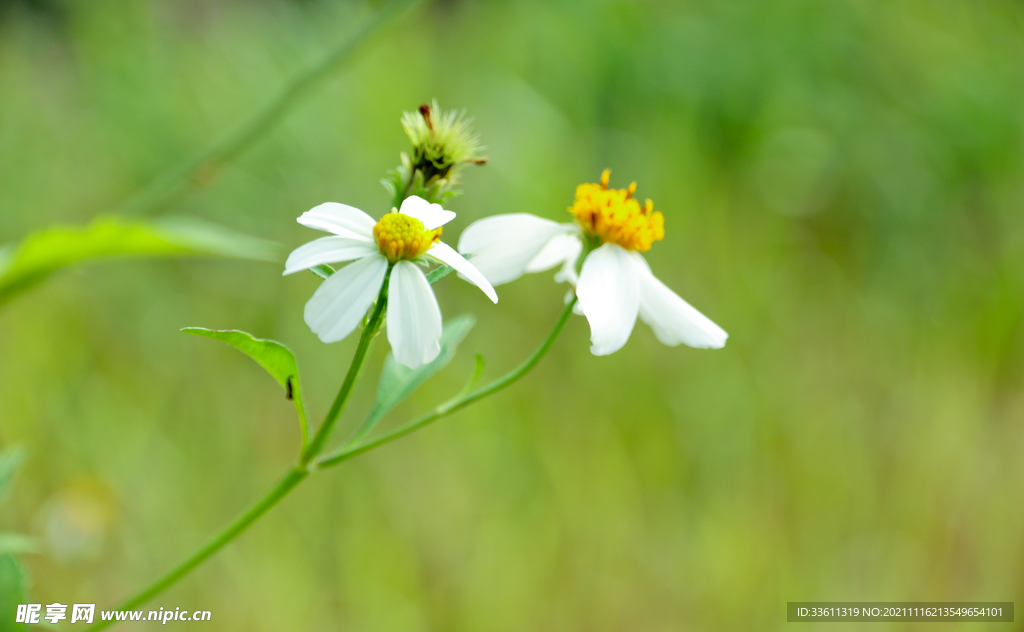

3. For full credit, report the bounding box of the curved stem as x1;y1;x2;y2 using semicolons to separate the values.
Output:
87;273;391;629
301;267;391;464
119;0;423;218
313;296;577;470
85;467;308;632
86;295;573;628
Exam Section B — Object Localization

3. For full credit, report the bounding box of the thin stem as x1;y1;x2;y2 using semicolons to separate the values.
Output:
301;267;391;464
119;0;423;218
85;467;308;632
86;294;573;627
86;272;390;628
313;297;578;470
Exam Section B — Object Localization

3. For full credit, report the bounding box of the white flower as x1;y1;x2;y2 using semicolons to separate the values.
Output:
284;196;497;368
458;171;726;356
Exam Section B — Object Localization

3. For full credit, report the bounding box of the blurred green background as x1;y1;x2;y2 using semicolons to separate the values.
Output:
2;0;1024;629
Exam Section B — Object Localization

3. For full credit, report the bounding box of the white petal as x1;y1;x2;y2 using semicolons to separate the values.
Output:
564;288;585;315
554;250;581;285
457;214;575;286
576;243;641;356
635;255;728;349
387;261;443;368
399;196;456;230
526;232;583;275
303;254;388;344
283;236;380;276
426;241;498;303
297;202;377;239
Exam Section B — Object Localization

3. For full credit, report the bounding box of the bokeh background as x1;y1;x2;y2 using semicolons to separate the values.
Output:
2;0;1024;629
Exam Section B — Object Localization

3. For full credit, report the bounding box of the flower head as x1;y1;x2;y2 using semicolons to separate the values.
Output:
285;196;496;368
569;169;664;252
458;171;726;355
374;211;442;263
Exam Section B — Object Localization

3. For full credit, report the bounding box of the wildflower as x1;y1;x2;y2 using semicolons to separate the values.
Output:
285;196;497;368
458;170;726;355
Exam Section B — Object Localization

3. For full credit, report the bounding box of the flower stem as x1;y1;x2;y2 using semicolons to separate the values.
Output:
86;290;573;628
85;467;308;632
301;267;391;465
313;297;578;470
86;275;391;630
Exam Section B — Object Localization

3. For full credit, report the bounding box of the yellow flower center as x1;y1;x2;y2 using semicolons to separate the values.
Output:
374;212;441;263
568;169;664;252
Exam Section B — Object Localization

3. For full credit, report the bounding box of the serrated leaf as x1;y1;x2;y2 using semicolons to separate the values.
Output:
0;535;37;556
0;446;25;504
0;216;282;307
0;554;28;631
182;329;310;442
348;314;476;445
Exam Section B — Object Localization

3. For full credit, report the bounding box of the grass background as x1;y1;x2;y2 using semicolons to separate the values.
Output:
2;0;1024;629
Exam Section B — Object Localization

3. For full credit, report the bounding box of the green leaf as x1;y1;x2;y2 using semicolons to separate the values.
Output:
0;446;25;504
349;314;476;445
0;216;281;307
0;535;37;556
425;264;454;285
182;329;311;445
310;264;335;279
0;555;28;631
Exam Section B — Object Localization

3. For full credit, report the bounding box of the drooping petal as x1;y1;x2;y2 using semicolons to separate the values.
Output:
387;261;443;368
554;249;582;285
303;254;388;344
564;288;585;315
526;232;583;275
576;243;641;356
635;254;728;349
399;195;456;230
283;236;381;276
297;202;377;240
426;241;498;303
458;214;576;286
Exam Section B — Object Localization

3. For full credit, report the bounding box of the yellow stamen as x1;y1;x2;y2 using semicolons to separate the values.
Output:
568;170;665;252
373;212;441;263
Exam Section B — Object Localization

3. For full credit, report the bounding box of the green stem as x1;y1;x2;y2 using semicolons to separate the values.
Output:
119;0;423;218
85;279;573;628
85;467;308;632
301;267;391;464
87;273;391;629
313;296;577;470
